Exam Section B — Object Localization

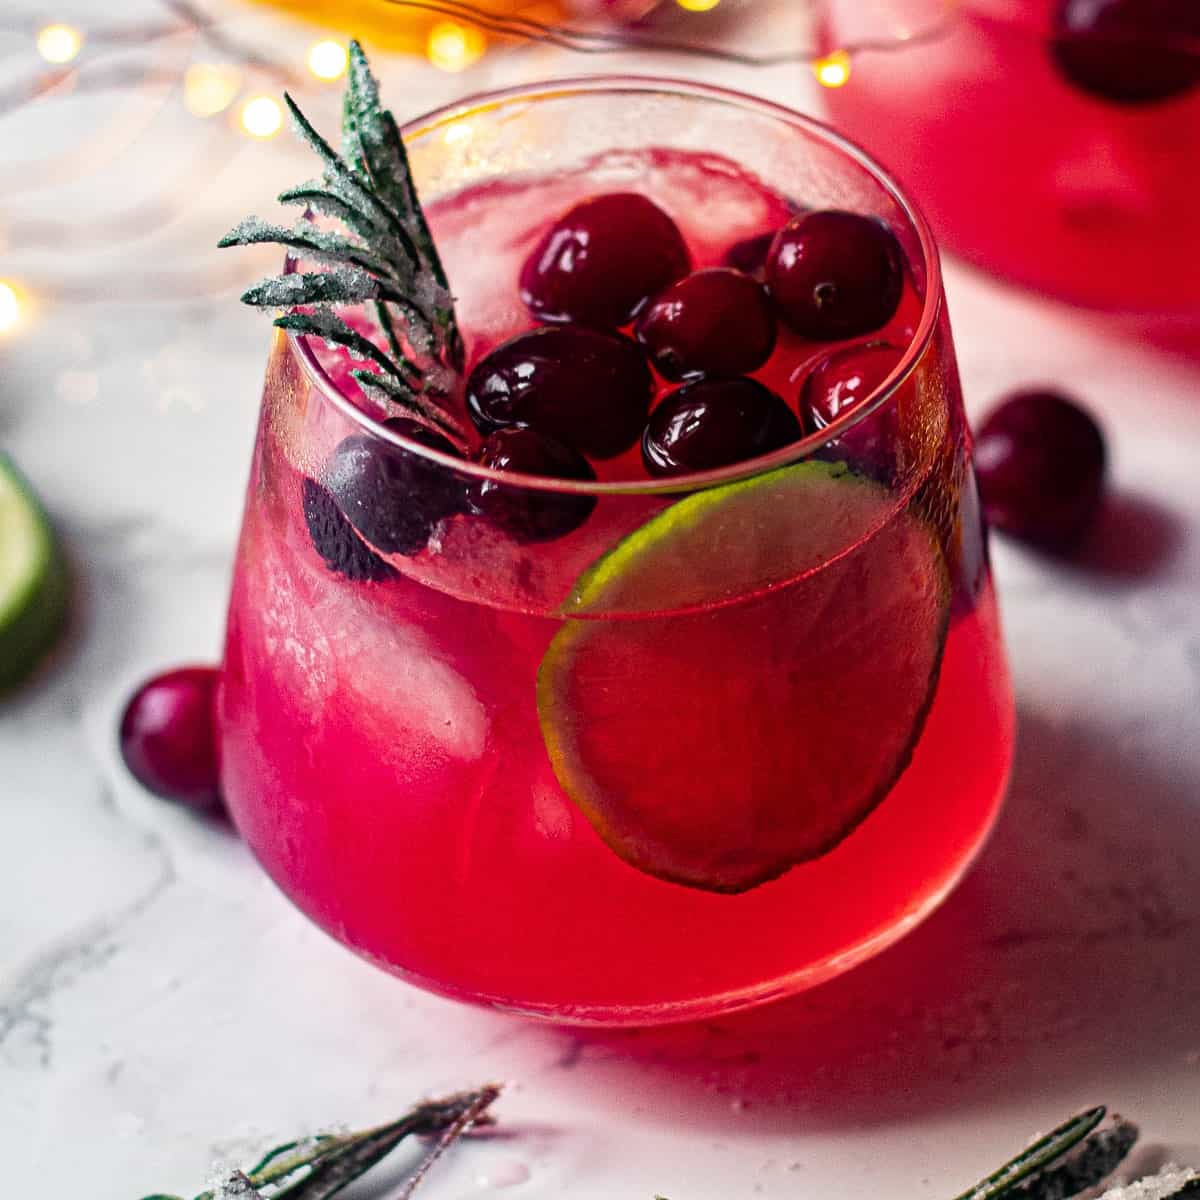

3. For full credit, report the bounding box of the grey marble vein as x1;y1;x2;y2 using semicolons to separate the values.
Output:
0;818;176;1068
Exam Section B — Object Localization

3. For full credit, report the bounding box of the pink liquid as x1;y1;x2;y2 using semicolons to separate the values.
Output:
819;0;1200;314
217;151;1014;1023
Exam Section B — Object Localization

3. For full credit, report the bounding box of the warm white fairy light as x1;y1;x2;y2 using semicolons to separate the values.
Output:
307;39;349;81
239;95;283;138
814;49;852;88
443;120;473;146
426;22;485;73
36;23;83;64
0;281;24;334
184;63;242;117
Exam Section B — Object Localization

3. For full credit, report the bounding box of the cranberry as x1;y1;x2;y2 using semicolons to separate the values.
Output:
302;478;397;582
766;211;904;341
801;341;905;477
634;269;776;381
974;390;1107;548
468;427;597;542
723;232;776;278
1051;0;1200;105
642;378;803;477
519;192;690;329
324;420;465;558
119;666;222;811
465;326;653;458
801;341;905;430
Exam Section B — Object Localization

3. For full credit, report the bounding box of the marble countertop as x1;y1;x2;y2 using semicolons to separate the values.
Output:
3;2;1199;1195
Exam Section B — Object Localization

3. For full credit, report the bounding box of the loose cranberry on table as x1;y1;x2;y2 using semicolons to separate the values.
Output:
973;389;1107;548
468;427;597;542
519;192;690;329
634;268;776;381
466;326;653;458
119;666;223;812
1051;0;1200;105
766;210;904;341
642;378;803;478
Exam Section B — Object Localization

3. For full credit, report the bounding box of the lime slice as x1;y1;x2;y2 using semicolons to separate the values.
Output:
537;461;950;894
0;454;69;692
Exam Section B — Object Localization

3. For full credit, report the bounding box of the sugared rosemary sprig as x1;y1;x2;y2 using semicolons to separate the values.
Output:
953;1107;1140;1200
218;41;463;432
141;1098;1198;1200
139;1084;500;1200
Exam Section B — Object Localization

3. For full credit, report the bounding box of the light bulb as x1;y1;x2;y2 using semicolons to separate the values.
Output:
240;95;283;139
308;40;349;81
36;23;83;64
814;50;852;88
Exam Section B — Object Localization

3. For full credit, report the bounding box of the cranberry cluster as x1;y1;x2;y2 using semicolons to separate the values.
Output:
307;190;911;571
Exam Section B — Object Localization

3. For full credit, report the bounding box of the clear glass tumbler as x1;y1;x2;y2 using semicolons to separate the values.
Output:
217;79;1015;1024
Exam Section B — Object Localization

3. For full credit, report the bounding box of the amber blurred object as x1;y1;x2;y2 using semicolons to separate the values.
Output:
242;0;660;58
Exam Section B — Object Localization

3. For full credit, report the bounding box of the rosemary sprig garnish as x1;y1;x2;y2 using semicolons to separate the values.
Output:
139;1084;501;1200
219;40;464;433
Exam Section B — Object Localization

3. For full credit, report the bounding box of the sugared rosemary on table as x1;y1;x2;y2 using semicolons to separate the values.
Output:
141;1097;1199;1200
218;40;464;441
139;1084;500;1200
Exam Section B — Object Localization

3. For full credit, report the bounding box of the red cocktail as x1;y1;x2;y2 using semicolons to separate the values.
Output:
218;75;1014;1023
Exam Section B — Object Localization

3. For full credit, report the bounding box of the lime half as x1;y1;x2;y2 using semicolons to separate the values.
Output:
0;454;68;692
537;461;950;894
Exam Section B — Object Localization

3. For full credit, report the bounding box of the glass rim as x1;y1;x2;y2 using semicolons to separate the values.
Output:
288;74;944;498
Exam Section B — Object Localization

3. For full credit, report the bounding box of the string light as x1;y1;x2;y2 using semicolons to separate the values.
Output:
239;95;283;139
814;49;852;88
443;121;473;146
426;22;486;73
184;63;242;117
36;23;83;64
676;0;722;11
0;281;24;334
307;39;349;81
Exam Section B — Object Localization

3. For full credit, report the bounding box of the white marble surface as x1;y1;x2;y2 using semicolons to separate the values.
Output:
3;2;1200;1196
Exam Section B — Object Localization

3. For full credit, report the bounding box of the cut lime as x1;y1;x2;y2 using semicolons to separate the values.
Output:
0;453;69;692
537;461;950;893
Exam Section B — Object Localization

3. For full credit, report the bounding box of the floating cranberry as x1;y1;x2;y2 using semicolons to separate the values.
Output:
465;326;653;458
722;232;777;278
801;341;905;477
642;378;802;477
1051;0;1200;105
324;420;466;558
302;478;396;582
766;211;904;341
468;427;597;542
974;389;1107;548
634;269;776;381
802;341;905;430
519;192;690;329
120;666;222;811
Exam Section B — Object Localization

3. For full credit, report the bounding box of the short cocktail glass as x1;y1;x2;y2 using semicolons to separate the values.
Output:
817;0;1200;315
217;79;1015;1025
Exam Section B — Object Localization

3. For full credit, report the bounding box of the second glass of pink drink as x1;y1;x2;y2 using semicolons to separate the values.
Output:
218;73;1014;1024
818;0;1200;315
